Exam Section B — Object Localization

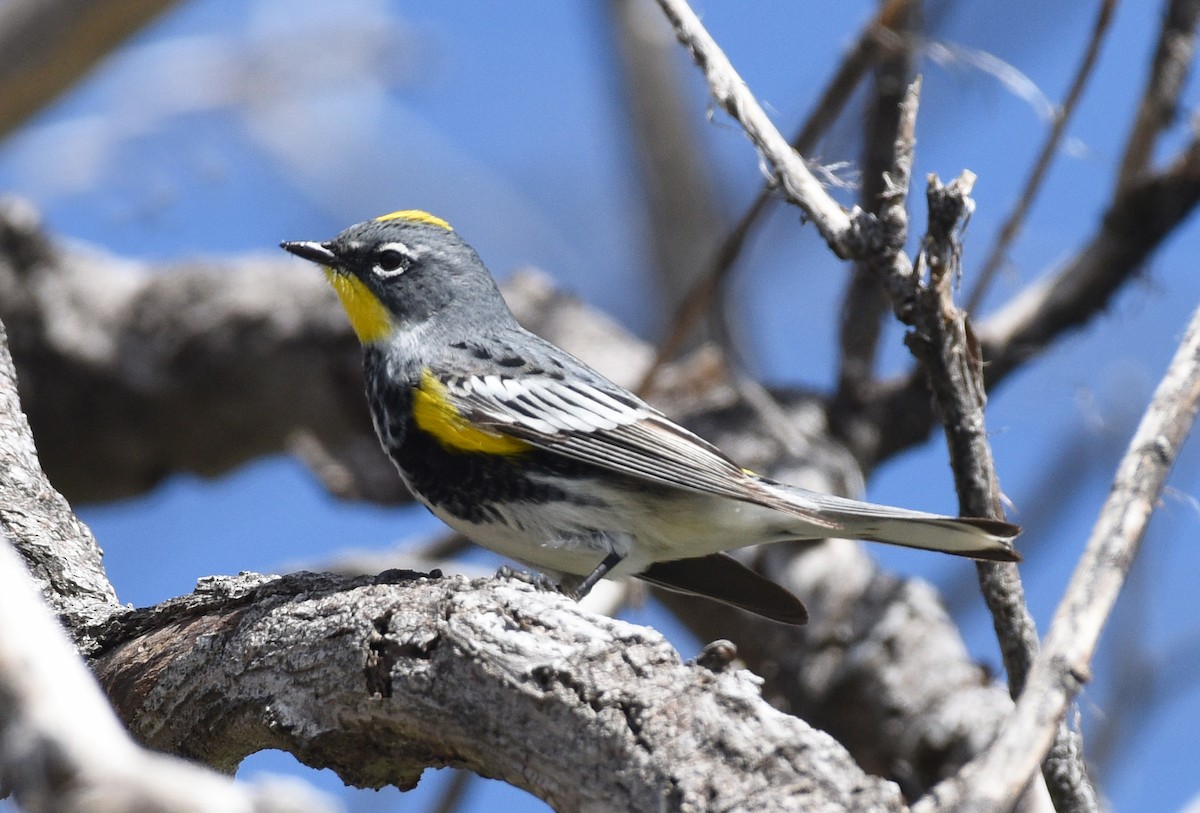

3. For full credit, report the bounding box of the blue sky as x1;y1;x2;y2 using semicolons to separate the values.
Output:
3;1;1199;810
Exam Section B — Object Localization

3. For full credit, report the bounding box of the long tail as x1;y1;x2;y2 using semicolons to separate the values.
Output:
764;483;1022;562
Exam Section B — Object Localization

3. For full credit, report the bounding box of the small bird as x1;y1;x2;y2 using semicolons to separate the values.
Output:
282;211;1019;624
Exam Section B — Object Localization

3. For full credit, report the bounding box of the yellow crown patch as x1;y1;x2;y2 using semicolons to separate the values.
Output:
374;210;453;231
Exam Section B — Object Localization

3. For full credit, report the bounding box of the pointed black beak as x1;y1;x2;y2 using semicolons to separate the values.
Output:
280;240;338;267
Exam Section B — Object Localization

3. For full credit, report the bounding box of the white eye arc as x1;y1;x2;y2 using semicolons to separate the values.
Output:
373;242;416;277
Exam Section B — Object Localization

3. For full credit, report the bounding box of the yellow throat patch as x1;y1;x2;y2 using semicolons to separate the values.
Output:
325;269;392;344
374;210;453;230
412;370;531;455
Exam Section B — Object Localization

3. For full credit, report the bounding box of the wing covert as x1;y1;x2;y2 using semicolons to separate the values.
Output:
441;374;760;501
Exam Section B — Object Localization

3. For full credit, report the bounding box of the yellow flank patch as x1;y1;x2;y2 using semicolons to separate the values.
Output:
374;210;453;231
413;370;531;455
325;269;393;344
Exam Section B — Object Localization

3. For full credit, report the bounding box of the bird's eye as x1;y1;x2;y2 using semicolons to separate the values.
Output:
372;242;416;277
377;249;406;274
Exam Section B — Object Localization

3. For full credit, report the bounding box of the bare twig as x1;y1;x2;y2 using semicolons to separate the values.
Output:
967;0;1119;312
896;170;1099;811
637;0;913;392
835;0;922;408
860;132;1200;468
941;414;1133;618
856;77;1093;806
916;302;1200;813
652;0;861;256
1116;0;1200;192
908;172;1040;681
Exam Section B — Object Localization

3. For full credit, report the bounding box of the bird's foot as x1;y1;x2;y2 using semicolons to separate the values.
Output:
555;574;588;601
494;565;563;595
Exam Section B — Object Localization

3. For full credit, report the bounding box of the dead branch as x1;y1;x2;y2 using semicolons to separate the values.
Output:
861;132;1200;468
1116;0;1200;191
91;570;905;813
917;301;1200;812
0;536;336;813
835;0;921;407
0;299;911;811
638;0;914;392
0;0;179;139
651;0;861;256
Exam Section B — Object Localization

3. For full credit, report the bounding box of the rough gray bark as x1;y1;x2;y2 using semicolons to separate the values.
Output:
0;313;120;652
0;536;336;813
91;570;905;812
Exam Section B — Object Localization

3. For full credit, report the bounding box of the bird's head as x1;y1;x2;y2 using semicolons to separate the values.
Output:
282;210;506;344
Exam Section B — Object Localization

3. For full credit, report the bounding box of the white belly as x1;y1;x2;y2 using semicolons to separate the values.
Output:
413;473;795;579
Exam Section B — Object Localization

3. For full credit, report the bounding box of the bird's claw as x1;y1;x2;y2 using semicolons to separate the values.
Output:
494;565;566;595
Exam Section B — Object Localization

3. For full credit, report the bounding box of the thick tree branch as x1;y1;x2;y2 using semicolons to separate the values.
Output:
0;313;119;650
0;536;336;813
90;570;905;813
0;281;994;810
0;0;180;139
917;301;1200;813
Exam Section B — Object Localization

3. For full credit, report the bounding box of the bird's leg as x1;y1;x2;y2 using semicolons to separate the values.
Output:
498;551;624;601
566;551;624;599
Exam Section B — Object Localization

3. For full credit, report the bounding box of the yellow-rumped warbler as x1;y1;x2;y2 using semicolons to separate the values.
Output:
282;210;1019;624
